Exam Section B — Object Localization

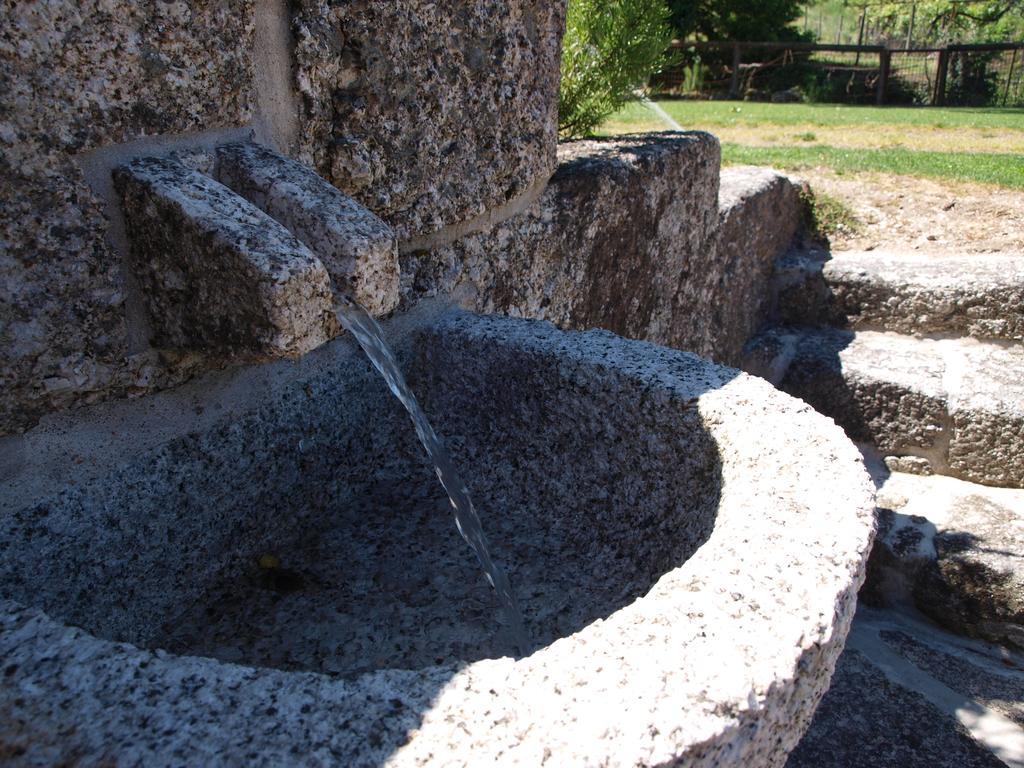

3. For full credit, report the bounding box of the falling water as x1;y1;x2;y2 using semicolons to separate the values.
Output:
638;92;685;131
335;298;529;656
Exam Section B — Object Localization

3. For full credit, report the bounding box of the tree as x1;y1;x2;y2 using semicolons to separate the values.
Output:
872;0;1024;43
666;0;811;41
559;0;676;138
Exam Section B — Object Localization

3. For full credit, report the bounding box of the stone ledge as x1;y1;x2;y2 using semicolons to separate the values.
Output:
864;467;1024;651
710;165;809;366
775;250;1024;342
400;132;724;356
825;251;1024;341
745;328;1024;488
114;156;336;358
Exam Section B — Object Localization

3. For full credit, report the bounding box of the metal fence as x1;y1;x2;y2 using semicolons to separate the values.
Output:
652;41;1024;107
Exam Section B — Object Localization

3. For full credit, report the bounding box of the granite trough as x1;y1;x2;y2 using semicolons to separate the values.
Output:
0;306;874;766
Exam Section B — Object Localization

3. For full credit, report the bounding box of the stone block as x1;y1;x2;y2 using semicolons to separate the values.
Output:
824;251;1024;341
861;467;1024;650
778;329;949;456
0;0;257;434
948;342;1024;488
114;157;335;357
754;329;1024;489
773;249;832;328
400;133;723;357
711;166;809;365
215;142;399;316
917;494;1024;649
291;0;565;240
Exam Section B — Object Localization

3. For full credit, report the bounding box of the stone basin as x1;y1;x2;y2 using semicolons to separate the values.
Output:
0;305;875;766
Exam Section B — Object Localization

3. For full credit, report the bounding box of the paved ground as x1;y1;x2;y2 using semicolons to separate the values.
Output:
790;607;1024;768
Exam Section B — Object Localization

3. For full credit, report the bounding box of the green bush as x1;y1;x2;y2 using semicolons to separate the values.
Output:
558;0;676;138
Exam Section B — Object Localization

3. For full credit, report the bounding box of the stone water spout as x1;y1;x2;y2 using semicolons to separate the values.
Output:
116;143;527;652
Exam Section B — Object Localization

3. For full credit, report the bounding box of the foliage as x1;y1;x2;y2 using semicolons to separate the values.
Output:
799;188;860;241
946;50;1002;105
558;0;676;138
666;0;812;41
869;0;1024;44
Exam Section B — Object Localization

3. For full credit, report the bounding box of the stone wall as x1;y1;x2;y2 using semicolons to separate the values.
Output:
1;1;259;436
0;1;565;435
293;0;565;241
402;133;722;356
402;135;808;365
712;166;809;366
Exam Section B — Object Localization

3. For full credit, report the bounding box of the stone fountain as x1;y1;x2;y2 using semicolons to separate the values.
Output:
1;2;874;765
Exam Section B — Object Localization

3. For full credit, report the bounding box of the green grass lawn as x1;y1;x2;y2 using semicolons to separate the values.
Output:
601;100;1024;187
609;100;1024;131
720;144;1024;188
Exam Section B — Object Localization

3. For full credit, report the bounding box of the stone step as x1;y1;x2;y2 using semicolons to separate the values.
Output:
778;250;1024;341
860;457;1024;650
743;327;1024;488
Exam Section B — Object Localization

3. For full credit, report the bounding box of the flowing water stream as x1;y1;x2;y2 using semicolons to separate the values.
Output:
335;298;529;656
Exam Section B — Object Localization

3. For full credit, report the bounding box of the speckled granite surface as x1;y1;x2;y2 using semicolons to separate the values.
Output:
0;0;566;435
713;166;808;367
0;0;257;435
744;328;1024;488
401;133;725;358
215;142;400;317
0;308;875;765
292;0;565;240
115;155;337;357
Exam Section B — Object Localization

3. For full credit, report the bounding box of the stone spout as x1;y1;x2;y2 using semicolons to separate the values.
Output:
113;145;401;359
214;143;400;317
114;156;337;358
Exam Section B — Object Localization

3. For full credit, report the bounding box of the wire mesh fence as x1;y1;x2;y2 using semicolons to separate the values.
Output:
942;45;1023;107
652;41;1024;107
885;49;939;105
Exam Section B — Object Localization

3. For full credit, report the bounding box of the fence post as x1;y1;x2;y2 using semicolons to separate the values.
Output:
877;48;891;105
934;47;950;106
729;42;742;98
1003;47;1019;106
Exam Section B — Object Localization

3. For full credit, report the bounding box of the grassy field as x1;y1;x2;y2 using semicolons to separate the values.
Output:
604;100;1024;130
600;101;1024;187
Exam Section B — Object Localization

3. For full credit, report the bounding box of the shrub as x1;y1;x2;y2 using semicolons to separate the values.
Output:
558;0;676;138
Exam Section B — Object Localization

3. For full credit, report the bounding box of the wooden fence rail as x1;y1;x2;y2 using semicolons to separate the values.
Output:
659;40;1024;107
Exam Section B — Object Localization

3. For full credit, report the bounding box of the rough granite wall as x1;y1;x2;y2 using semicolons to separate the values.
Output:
712;166;808;366
401;133;727;359
0;0;567;436
0;1;257;435
293;0;565;240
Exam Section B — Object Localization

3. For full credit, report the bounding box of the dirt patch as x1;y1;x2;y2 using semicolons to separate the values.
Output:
711;125;1024;155
794;168;1024;255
